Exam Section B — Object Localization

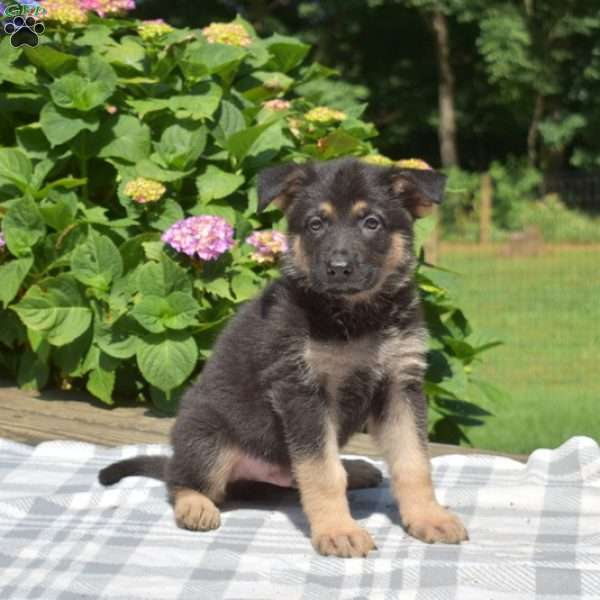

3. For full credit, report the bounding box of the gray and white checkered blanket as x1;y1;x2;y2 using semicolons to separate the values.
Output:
1;436;599;599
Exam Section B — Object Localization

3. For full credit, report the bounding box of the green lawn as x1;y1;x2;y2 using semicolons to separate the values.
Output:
438;244;600;455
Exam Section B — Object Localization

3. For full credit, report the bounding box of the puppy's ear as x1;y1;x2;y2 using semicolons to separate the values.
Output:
391;168;447;219
257;162;306;213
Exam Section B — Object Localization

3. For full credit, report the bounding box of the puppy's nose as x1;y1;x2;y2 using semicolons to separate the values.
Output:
327;256;353;278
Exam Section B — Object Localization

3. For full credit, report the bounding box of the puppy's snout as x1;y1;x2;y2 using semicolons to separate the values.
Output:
326;253;353;279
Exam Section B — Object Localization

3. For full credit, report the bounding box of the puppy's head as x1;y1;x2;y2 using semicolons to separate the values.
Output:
257;158;445;299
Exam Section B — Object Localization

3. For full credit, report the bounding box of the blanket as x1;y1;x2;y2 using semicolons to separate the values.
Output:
1;436;599;599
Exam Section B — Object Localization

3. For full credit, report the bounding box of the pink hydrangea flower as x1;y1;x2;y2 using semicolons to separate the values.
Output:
162;216;235;261
262;99;291;112
0;232;5;250
80;0;135;17
246;230;288;264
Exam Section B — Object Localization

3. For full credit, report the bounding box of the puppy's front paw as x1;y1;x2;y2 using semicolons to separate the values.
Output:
174;490;221;531
343;458;383;490
312;522;377;558
402;503;468;544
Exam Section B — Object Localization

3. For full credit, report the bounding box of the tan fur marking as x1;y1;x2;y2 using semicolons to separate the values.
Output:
292;236;310;275
342;233;406;304
304;335;378;401
173;488;221;531
370;392;468;544
206;446;241;503
294;421;376;557
319;201;336;219
351;200;369;217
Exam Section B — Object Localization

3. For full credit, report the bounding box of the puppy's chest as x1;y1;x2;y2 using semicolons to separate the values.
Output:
303;330;426;399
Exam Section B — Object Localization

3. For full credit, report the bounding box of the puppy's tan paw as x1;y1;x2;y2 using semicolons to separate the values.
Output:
343;458;383;490
312;523;377;558
174;490;221;532
402;504;468;544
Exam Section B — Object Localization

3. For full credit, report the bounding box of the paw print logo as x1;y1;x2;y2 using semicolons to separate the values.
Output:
4;15;45;48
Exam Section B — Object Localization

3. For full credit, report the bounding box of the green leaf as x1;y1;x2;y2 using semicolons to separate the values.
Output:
52;327;93;376
147;198;184;232
131;295;171;333
196;166;245;203
264;34;310;72
137;332;198;391
137;254;192;297
70;231;123;291
156;122;207;170
23;46;78;77
15;124;51;160
214;100;246;141
0;257;33;307
96;315;140;359
167;83;223;120
225;120;280;163
3;196;46;258
17;350;49;392
49;72;114;111
103;38;146;71
0;147;33;192
318;130;361;159
98;114;151;163
12;275;92;346
40;103;100;146
86;353;117;405
163;292;200;330
231;270;261;302
180;42;246;79
195;277;234;301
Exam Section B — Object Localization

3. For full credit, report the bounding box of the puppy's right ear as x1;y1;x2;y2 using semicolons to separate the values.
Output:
257;162;306;213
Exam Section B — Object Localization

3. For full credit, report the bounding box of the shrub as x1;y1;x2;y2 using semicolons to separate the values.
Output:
0;11;502;443
517;194;600;243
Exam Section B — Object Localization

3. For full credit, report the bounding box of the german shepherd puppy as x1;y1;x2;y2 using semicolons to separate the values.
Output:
99;158;468;558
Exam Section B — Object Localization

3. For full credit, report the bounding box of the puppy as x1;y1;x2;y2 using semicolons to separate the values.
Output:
99;158;468;558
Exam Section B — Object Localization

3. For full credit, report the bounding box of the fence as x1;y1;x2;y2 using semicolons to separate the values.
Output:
543;170;600;213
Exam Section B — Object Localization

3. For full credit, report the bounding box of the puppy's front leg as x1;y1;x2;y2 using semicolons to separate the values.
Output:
275;386;376;557
370;382;468;544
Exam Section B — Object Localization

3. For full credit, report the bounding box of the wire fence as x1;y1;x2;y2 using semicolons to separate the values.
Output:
543;170;600;213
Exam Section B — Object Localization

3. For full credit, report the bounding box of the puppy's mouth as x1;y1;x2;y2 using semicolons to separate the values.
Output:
313;269;380;296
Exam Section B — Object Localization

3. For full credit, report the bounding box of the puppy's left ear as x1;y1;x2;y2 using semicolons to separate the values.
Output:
257;162;306;213
391;168;447;219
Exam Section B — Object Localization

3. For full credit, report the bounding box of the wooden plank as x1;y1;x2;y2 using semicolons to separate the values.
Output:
0;380;526;461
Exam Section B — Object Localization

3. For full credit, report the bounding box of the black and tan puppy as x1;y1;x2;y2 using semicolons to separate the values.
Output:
99;157;468;557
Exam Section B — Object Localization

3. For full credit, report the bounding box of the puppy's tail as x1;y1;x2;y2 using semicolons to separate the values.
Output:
98;455;168;486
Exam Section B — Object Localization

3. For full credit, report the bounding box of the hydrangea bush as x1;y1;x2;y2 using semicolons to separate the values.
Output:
0;10;502;442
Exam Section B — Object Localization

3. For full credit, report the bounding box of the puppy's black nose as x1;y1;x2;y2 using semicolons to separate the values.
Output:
327;256;353;278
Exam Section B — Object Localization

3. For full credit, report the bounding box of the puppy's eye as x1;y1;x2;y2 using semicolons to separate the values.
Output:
363;216;381;230
307;217;324;232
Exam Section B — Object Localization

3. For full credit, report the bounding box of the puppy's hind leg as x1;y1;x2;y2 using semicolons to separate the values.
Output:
342;458;383;490
167;444;240;533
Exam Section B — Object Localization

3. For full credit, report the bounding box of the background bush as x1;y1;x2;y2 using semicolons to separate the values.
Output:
0;11;502;443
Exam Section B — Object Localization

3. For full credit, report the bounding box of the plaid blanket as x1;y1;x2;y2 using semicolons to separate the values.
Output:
1;436;599;600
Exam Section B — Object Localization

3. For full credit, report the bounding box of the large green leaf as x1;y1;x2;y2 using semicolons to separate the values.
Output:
156;123;207;170
98;114;152;163
17;349;49;391
49;71;114;112
137;255;192;297
0;147;32;192
137;332;198;391
180;42;246;79
86;354;117;405
196;166;245;203
2;196;46;258
264;34;310;72
225;120;281;163
12;275;92;346
40;103;100;146
0;257;33;307
70;231;123;291
23;46;78;77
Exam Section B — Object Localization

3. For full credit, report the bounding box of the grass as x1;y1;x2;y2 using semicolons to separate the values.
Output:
438;243;600;455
